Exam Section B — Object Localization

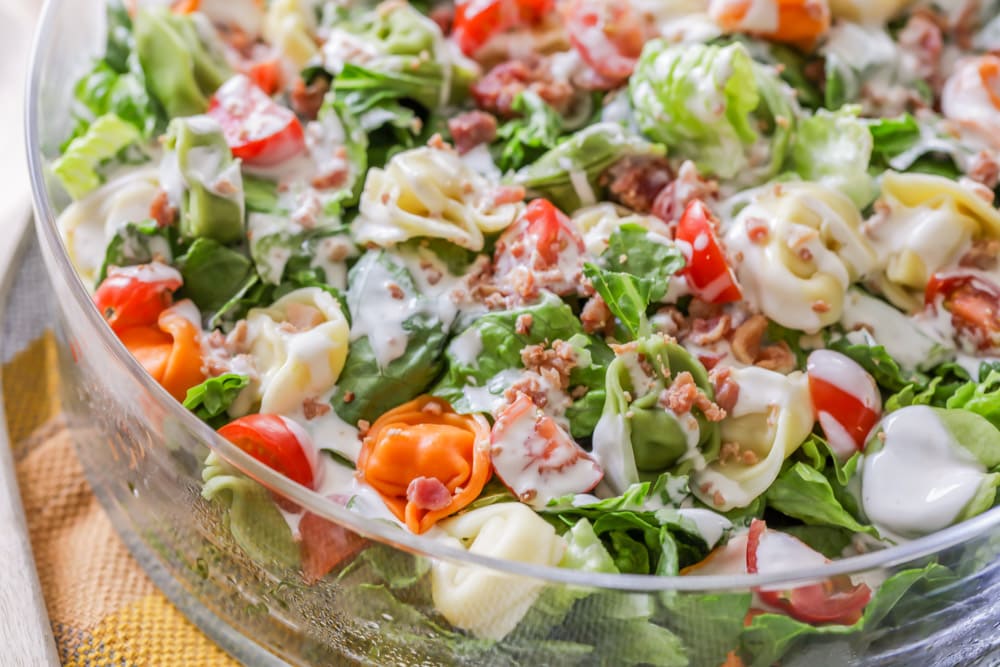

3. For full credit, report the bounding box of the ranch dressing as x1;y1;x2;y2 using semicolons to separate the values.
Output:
861;406;986;540
347;254;419;368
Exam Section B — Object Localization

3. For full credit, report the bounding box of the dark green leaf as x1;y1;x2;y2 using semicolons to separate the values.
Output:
603;224;685;302
97;219;183;285
183;374;249;428
583;263;651;339
492;91;564;172
176;238;254;314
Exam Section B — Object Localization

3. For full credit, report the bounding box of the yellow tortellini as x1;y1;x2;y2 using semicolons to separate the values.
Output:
57;167;161;288
828;0;914;24
431;504;567;640
866;171;1000;311
353;146;523;251
724;182;877;333
241;287;350;416
262;0;318;68
691;367;814;511
571;203;673;257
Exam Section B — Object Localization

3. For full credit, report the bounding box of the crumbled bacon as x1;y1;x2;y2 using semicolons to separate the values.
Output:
472;57;574;117
581;294;615;335
652;161;719;224
730;314;795;374
299;511;368;585
600;156;673;214
515;313;533;335
968;151;1000;189
149;190;177;228
303;397;331;420
960;237;1000;270
659;371;726;422
386;281;405;300
520;340;578;389
448;110;498;154
899;13;944;81
504;373;551;409
291;76;329;121
690;314;732;346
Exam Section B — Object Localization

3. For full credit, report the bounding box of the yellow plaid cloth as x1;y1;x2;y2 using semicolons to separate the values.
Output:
5;331;239;667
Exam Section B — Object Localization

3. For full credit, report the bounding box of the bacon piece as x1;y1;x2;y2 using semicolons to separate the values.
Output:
290;76;329;121
406;476;453;511
448;110;498;154
600;156;673;213
299;511;368;584
302;397;331;420
149;190;177;228
472;58;574;117
652;161;719;224
581;294;615;335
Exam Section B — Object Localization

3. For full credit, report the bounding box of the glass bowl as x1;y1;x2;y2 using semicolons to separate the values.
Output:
23;1;1000;665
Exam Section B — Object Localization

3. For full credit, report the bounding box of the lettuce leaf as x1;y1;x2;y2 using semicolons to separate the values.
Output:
97;219;183;285
51;113;142;199
183;374;249;428
790;107;877;208
583;264;652;340
765;462;878;537
176;238;254;314
492;91;565;172
603;224;686;302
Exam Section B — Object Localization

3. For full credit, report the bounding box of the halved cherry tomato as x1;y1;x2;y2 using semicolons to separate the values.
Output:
675;200;743;304
207;74;305;167
218;414;317;489
747;519;871;626
451;0;554;56
806;350;881;459
562;0;646;83
490;393;603;505
926;272;1000;349
95;263;183;333
493;198;585;296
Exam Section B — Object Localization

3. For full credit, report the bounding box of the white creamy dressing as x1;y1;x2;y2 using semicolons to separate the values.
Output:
861;406;986;540
942;57;1000;150
460;144;503;181
397;246;472;326
955;352;1000;378
113;261;183;285
309;236;353;290
677;508;732;549
170;115;245;205
489;401;603;508
248;213;301;284
591;412;637;495
163;298;202;329
347;255;419;368
674;409;708;471
461;368;528;415
449;328;483;367
283;387;362;464
754;529;831;592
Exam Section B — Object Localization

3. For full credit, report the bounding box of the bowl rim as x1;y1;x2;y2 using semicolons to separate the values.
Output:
24;0;1000;593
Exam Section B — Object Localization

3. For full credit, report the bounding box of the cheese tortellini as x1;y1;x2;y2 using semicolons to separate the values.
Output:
56;167;161;287
262;0;318;68
571;203;673;257
431;504;567;640
828;0;914;24
725;182;877;333
865;171;1000;311
353;146;523;251
241;287;350;415
691;367;814;511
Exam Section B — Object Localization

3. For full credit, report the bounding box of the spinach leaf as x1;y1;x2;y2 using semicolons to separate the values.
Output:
492;90;564;172
603;223;686;301
583;263;652;339
176;238;254;314
97;219;183;285
183;374;249;428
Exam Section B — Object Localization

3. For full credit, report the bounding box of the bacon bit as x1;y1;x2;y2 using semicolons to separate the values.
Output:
149;190;177;228
504;374;549;408
299;511;368;584
581;294;615;335
570;385;588;399
303;397;331;420
719;442;741;465
731;314;768;364
520;340;578;389
386;282;405;300
897;13;944;84
652;160;719;224
799;247;814;262
710;367;740;415
968;151;1000;189
599;155;673;213
519;489;537;503
357;420;371;437
226;320;250;354
811;300;831;313
427;133;450;150
515;313;534;335
960;238;1000;270
291;76;330;120
491;184;526;207
342;391;355;404
286;302;325;332
713;490;726;507
406;477;453;511
311;165;349;190
690;314;732;346
419;260;444;285
660;372;699;413
448;110;498;154
323;236;354;262
472;57;575;117
688;298;723;321
742;450;759;465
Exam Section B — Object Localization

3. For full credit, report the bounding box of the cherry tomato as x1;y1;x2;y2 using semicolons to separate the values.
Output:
452;0;553;56
245;58;284;97
562;0;646;83
926;272;1000;349
490;393;603;505
806;350;881;459
94;263;183;333
207;74;305;167
747;519;871;626
675;200;743;304
218;414;318;489
493;199;585;296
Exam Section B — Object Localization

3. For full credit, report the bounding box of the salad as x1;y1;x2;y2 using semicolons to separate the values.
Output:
52;0;1000;664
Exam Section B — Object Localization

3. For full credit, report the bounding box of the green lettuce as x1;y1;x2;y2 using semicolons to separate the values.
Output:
97;219;183;285
492;91;565;172
765;462;878;538
791;107;877;207
175;238;254;314
630;40;795;184
183;374;250;428
513;123;666;213
51;114;141;199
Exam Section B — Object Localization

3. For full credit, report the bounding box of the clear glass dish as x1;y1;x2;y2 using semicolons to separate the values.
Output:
23;1;1000;665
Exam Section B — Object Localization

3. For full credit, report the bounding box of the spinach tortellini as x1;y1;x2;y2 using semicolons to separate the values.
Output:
353;146;523;251
691;367;814;511
592;335;721;495
239;287;350;416
865;171;1000;311
431;504;567;640
725;182;877;333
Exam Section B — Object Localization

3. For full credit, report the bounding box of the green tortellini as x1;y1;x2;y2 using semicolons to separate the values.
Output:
592;335;721;494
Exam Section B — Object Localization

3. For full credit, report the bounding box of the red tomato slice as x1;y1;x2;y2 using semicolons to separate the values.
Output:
452;0;553;56
493;198;585;296
806;350;881;458
926;272;1000;349
490;393;603;505
245;58;284;97
675;200;743;304
562;0;646;84
747;519;872;626
94;263;183;333
207;74;305;167
218;414;317;489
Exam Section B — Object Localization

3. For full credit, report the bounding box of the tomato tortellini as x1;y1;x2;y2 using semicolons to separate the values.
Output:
353;146;523;251
865;171;1000;311
241;287;350;415
724;182;877;333
691;367;814;511
430;504;567;640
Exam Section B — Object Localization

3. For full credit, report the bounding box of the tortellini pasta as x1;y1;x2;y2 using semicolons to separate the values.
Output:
353;146;523;251
724;182;877;333
691;367;814;511
56;167;161;287
828;0;914;24
263;0;319;68
865;171;1000;311
240;287;350;416
430;504;567;640
571;203;673;257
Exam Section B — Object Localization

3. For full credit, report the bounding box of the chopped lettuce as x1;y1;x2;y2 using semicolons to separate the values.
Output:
790;107;877;208
492;91;565;172
51;114;142;199
183;374;250;428
630;40;795;184
583;264;653;340
765;462;878;538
